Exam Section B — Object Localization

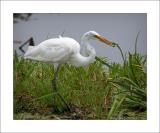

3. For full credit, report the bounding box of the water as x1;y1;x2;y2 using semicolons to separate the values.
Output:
13;13;147;63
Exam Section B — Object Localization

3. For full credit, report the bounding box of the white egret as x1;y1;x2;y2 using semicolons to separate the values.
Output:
24;31;116;112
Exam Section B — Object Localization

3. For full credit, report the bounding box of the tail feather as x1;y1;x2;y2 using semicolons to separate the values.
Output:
27;46;34;51
24;46;37;58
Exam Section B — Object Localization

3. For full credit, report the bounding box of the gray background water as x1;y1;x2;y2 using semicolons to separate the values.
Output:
13;13;147;63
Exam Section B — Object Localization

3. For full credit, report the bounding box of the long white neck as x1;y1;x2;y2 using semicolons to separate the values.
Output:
69;34;96;67
81;36;89;56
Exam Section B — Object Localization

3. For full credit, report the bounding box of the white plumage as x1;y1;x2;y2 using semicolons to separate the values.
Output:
24;37;79;64
24;31;114;67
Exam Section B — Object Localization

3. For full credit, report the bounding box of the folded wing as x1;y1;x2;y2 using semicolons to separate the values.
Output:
24;41;71;64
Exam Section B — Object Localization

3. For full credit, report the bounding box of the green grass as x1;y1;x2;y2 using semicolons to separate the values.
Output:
13;35;147;119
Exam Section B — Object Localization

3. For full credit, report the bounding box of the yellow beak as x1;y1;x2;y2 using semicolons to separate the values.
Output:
94;35;116;47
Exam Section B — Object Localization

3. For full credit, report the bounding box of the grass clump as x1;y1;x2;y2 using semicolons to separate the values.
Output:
14;51;146;120
14;52;112;119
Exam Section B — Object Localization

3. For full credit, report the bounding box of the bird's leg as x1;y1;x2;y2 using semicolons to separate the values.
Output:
52;67;59;91
51;67;59;113
19;37;35;53
52;66;71;112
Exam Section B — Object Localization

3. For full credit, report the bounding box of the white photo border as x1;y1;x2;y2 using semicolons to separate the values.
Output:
1;1;159;132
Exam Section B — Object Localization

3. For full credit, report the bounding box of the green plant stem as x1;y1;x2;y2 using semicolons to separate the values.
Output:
95;56;111;68
115;44;125;63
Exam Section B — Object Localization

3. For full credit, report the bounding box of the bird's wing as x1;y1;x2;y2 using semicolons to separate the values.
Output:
24;42;72;63
40;44;72;62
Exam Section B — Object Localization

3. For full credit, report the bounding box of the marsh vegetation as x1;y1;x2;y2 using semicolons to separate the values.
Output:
13;40;147;120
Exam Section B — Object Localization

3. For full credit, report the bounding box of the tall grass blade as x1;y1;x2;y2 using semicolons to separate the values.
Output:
107;96;125;119
134;31;140;54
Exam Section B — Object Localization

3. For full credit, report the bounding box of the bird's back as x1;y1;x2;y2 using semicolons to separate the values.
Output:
24;37;80;64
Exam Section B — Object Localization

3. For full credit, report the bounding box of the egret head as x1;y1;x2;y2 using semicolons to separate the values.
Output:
84;31;117;47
